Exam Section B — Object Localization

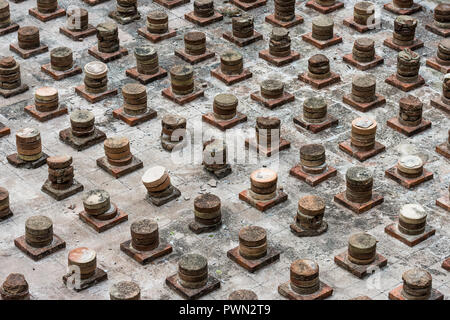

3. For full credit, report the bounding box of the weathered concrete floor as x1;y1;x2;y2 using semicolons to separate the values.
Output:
0;0;448;300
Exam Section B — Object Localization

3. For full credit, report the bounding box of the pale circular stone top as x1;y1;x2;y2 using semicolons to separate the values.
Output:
299;195;325;212
346;166;373;183
69;247;96;264
348;233;377;250
84;61;107;76
395;15;417;26
179;254;207;272
261;79;283;91
134;46;156;58
0;0;9;11
304;97;327;109
400;204;427;221
17;128;39;139
51;47;72;58
131;219;158;235
122;83;146;95
290;259;319;277
398;155;423;169
313;15;334;28
35;87;58;99
239;226;266;243
170;64;193;77
83;189;110;206
26;216;52;231
221;50;242;63
214;93;238;107
142;166;167;184
228;290;258;300
110;281;140;300
251;168;277;184
353;117;375;129
402;268;432;288
104;137;129;150
97;21;118;33
352;74;376;88
70;110;94;124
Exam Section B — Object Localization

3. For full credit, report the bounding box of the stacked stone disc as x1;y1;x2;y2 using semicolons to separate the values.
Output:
146;11;168;34
34;87;59;113
194;0;214;18
0;0;11;29
134;46;159;75
314;0;336;7
354;2;375;25
0;274;29;300
296;195;325;230
37;0;58;13
312;15;334;41
194;193;222;226
351;74;376;103
290;259;320;295
351;117;377;151
347;233;377;265
433;4;450;30
352;38;375;63
443;74;450;105
300;144;327;174
66;7;89;31
0;57;21;91
401;268;432;300
308;54;331;80
47;156;74;190
170;65;194;96
25;216;53;248
16;128;42;162
70;110;96;138
161;114;186;150
104;137;132;167
269;27;291;57
68;247;97;280
184;31;206;56
130;219;159;251
84;61;108;94
239;226;267;260
232;16;254;38
50;47;73;71
142;166;174;199
213;93;238;120
274;0;296;22
261;79;284;100
249;168;278;201
220;50;243;75
83;189;118;221
0;187;11;219
397;155;423;178
178;254;208;289
303;97;327;123
398;95;423;126
394;0;413;9
398;204;427;236
256;117;281;149
203;139;228;172
436;39;450;66
345;166;373;203
122;83;147;116
18;26;40;50
96;21;119;53
393;16;417;47
228;290;258;300
110;281;141;300
115;0;138;18
396;49;420;83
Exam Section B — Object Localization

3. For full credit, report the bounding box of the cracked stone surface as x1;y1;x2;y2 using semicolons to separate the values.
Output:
0;0;449;300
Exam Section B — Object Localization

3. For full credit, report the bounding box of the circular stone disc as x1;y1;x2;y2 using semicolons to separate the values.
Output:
355;37;374;48
51;47;72;58
402;268;432;288
400;204;427;222
352;117;375;129
122;83;146;95
346;166;372;183
398;155;423;169
47;155;73;168
304;97;327;109
352;74;376;88
0;187;8;201
2;274;28;295
290;259;319;277
70;110;95;124
309;54;328;65
17;128;39;139
261;79;283;91
170;65;193;77
221;50;242;63
104;137;129;150
131;219;158;235
110;281;140;300
147;11;168;20
19;26;38;36
97;21;117;33
239;226;266;244
162;114;186;128
395;15;416;26
142;166;167;185
134;46;156;57
179;254;207;273
194;193;221;211
250;168;277;185
215;93;238;107
35;87;58;99
299;195;325;212
184;31;205;42
83;189;110;207
26;216;52;232
348;233;377;251
84;61;108;76
69;247;96;264
271;27;288;38
228;290;258;300
300;144;325;158
0;57;16;69
313;15;333;27
0;0;9;11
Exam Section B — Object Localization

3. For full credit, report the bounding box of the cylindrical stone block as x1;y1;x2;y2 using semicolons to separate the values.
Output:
352;37;375;63
396;49;420;83
398;95;423;127
213;93;238;120
70;110;95;138
250;168;278;201
178;254;208;289
142;166;173;198
232;16;254;39
436;39;450;66
122;83;148;116
66;7;89;31
354;2;375;25
110;281;140;300
269;27;291;57
0;187;11;219
220;50;243;76
84;61;108;94
0;0;11;29
50;47;73;71
184;31;206;56
131;219;159;251
351;117;377;151
274;0;296;22
398;204;427;236
303;97;327;124
393;0;413;9
194;0;214;18
300;144;326;174
393;16;417;47
0;274;29;300
296;195;325;230
115;0;138;17
37;0;58;14
104;137;132;167
203;139;227;171
96;21;119;54
25;215;53;248
47;155;74;190
68;247;97;280
401;268;432;300
18;26;40;50
34;86;59;113
0;57;21;90
134;46;159;75
345;166;373;203
238;226;267;260
260;79;284;100
312;15;334;41
397;155;423;178
347;233;377;265
16;128;42;162
82;189;117;221
170;65;194;96
146;11;168;34
256;116;281;149
433;4;450;30
308;54;331;80
194;193;221;226
351;74;376;103
290;259;320;295
161;114;186;149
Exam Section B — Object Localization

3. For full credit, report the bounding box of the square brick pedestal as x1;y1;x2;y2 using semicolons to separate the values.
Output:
442;258;450;271
63;268;107;292
265;14;303;28
343;53;384;71
41;179;84;201
227;246;280;273
184;11;223;26
120;240;172;265
0;23;19;37
259;50;300;67
189;220;222;234
239;189;288;212
108;10;141;25
75;85;118;103
387;117;431;137
343;17;381;33
293;114;338;133
88;46;128;63
59;25;97;41
245;137;291;157
202;112;247;131
343;94;386;112
385;165;433;189
431;97;450;114
97;155;144;179
175;49;215;65
126;67;167;85
339;139;386;162
278;281;333;300
250;91;294;109
166;274;220;300
305;0;344;14
24;105;68;122
137;27;177;43
0;84;29;98
389;285;443;300
7;153;48;169
298;72;341;89
223;31;263;47
426;57;450;74
334;191;384;214
10;43;48;59
14;235;66;261
383;2;422;15
334;251;387;278
425;24;450;38
289;165;337;187
162;87;204;105
79;209;128;233
302;33;342;49
211;68;252;86
113;107;157;127
230;0;266;11
386;74;425;92
385;223;435;247
154;0;189;9
436;195;450;212
83;0;111;5
383;37;424;51
41;64;82;81
436;142;450;159
29;7;66;22
0;123;10;138
59;128;107;151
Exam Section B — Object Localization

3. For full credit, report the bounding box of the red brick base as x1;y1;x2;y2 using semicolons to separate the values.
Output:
184;11;223;27
383;2;422;15
250;91;295;109
383;37;424;52
0;84;29;98
385;223;435;247
162;87;204;105
298;72;341;89
334;191;384;214
343;93;386;112
387;117;431;137
41;63;82;81
189;220;222;234
41;179;84;201
59;25;97;41
293;114;338;133
442;257;450;271
265;14;304;28
7;153;48;169
289;165;337;187
137;27;177;43
278;281;333;300
108;10;141;25
431;97;450;114
239;188;288;212
75;85;118;103
113;107;157;127
227;246;280;273
0;23;19;36
230;0;267;11
154;0;189;9
436;195;450;212
290;218;328;237
0;123;11;138
259;50;300;67
24;104;68;122
202;112;247;131
83;0;111;5
426;57;450;74
96;155;144;179
339;139;386;162
63;268;107;292
174;49;215;65
29;7;66;22
245;137;291;157
302;33;342;50
343;17;381;33
59;127;106;151
305;0;344;14
334;251;388;278
223;31;263;47
166;274;220;300
425;24;450;38
436;142;450;159
389;285;443;300
210;68;253;86
343;53;384;71
385;74;425;92
88;46;128;63
385;165;433;189
14;235;66;261
120;239;173;265
79;208;128;233
126;67;167;85
10;43;48;59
